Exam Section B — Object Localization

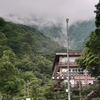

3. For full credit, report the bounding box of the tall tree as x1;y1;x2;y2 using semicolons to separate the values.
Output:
76;1;100;77
95;1;100;27
0;50;21;100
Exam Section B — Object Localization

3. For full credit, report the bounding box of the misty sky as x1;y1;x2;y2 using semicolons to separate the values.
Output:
0;0;99;26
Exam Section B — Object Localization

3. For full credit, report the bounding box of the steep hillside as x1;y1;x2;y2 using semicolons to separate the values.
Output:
68;20;96;50
4;16;96;50
32;19;96;50
0;17;66;80
0;17;65;57
0;17;62;99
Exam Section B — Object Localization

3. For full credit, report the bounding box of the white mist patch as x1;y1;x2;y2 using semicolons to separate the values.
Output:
0;0;98;26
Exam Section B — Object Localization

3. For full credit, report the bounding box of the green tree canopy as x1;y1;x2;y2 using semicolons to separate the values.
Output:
0;50;21;99
76;1;100;77
95;2;100;27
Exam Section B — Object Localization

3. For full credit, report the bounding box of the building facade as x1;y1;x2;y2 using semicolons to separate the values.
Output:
52;52;96;89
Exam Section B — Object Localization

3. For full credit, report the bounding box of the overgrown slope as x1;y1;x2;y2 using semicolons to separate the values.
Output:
68;20;96;50
0;17;65;99
0;17;65;57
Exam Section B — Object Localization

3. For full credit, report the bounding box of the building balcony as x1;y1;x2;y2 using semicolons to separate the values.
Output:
58;62;78;68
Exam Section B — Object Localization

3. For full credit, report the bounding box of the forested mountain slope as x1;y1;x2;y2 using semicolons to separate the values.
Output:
32;19;96;50
68;20;96;50
0;17;65;57
0;16;67;81
4;15;96;50
0;17;67;99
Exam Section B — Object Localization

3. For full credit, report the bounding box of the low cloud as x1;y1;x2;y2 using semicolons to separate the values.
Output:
0;0;98;26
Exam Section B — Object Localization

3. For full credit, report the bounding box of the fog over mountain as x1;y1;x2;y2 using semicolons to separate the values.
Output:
0;0;98;25
0;0;98;50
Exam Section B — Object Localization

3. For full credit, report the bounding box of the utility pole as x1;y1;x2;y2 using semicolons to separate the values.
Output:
79;72;81;100
66;18;71;100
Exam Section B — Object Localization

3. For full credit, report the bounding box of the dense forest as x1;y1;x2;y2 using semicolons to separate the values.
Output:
76;1;100;78
68;20;96;50
0;17;67;100
75;2;100;99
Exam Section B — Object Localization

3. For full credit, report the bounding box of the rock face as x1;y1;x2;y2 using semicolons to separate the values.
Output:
84;91;100;100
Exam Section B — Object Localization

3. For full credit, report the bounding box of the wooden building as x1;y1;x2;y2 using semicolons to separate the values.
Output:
52;51;97;90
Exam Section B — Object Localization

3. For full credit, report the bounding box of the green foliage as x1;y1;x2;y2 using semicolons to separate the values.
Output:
94;2;100;27
76;84;100;99
0;18;65;99
16;54;34;71
76;32;100;77
92;98;100;100
76;1;100;77
68;20;96;50
0;17;6;27
21;71;35;81
44;81;67;100
0;18;63;56
0;50;21;98
71;95;80;100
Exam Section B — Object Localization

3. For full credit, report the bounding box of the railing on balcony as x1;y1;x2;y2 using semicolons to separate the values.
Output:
58;62;78;67
69;52;82;56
